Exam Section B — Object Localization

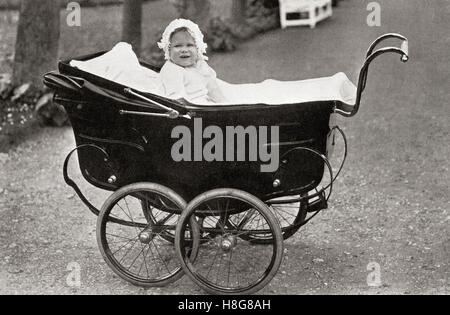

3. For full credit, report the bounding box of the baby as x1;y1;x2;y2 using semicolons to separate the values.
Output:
158;19;228;104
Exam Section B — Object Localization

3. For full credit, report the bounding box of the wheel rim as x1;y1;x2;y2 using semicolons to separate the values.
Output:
176;190;283;294
98;184;196;286
141;196;179;244
239;197;307;243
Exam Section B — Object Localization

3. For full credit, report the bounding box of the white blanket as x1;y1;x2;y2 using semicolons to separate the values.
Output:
216;73;356;105
70;42;357;106
70;43;163;94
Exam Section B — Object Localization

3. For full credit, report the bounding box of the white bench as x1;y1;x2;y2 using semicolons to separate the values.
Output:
279;0;333;29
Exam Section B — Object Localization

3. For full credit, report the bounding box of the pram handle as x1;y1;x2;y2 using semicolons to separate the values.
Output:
335;33;409;117
366;33;409;62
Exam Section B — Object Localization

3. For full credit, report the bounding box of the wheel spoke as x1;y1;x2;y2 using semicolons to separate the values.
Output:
98;183;186;287
118;237;139;264
150;237;172;274
176;189;283;295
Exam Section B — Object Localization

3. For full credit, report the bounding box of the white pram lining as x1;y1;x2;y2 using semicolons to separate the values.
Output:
70;42;357;106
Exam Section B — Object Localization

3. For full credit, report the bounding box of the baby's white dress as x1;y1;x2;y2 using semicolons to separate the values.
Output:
160;60;218;104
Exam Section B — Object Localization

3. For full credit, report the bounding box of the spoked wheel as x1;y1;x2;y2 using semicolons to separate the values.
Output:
175;189;283;295
97;182;198;287
238;194;308;244
141;196;180;244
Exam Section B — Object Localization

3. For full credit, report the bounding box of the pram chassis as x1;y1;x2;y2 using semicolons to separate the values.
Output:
44;33;408;295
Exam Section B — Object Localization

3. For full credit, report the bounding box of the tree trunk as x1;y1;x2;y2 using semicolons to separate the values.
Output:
13;0;60;89
122;0;143;56
231;0;247;25
174;0;211;32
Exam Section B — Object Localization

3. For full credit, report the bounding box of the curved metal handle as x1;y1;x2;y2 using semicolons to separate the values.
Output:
366;33;409;61
63;144;112;217
400;40;409;62
335;33;409;117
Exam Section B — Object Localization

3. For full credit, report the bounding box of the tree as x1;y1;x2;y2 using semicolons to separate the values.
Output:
13;0;60;89
122;0;143;56
231;0;247;25
172;0;211;31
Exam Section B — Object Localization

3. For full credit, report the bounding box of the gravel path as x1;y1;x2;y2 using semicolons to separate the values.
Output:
0;0;448;294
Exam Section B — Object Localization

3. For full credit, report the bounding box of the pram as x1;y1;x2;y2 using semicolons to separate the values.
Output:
43;33;408;295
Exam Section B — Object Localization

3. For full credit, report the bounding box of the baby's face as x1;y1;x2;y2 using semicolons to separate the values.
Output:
169;31;198;68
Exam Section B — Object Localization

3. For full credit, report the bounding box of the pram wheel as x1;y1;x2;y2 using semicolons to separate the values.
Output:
175;188;283;295
97;182;199;287
237;195;308;244
141;197;179;244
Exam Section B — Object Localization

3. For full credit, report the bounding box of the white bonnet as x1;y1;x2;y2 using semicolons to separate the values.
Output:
157;18;208;61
